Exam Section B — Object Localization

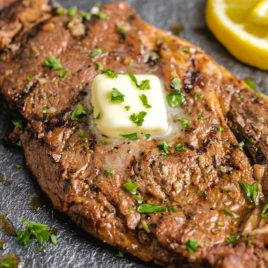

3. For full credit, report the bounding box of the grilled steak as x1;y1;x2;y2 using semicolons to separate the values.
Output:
1;1;268;267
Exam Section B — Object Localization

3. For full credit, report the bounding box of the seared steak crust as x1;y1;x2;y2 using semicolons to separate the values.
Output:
1;2;268;267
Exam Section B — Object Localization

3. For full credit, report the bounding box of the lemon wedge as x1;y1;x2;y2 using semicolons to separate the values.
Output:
206;0;268;70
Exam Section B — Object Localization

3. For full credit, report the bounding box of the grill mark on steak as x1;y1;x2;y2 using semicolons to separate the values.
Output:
1;1;268;267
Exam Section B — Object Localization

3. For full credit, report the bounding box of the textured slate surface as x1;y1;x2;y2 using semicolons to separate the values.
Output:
0;0;267;267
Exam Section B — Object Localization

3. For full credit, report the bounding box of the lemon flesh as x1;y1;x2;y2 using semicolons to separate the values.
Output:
206;0;268;70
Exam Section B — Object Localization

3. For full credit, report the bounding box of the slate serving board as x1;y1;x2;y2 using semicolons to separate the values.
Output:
0;0;267;267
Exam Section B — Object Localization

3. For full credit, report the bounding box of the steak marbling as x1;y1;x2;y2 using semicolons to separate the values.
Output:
1;1;268;267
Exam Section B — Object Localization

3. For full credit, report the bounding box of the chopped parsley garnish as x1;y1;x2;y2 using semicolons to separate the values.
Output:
102;68;118;78
175;143;186;153
185;239;198;253
58;70;68;78
44;56;63;71
56;8;65;16
123;181;139;195
238;141;245;151
141;220;150;233
80;11;91;21
78;130;86;139
127;71;151;90
68;6;77;17
225;235;239;245
115;251;124;258
121;133;138;140
0;256;18;268
111;88;125;103
194;92;203;100
144;134;152;140
96;12;108;20
130;111;147;126
158;141;170;156
166;92;184;107
139;94;151;109
223;209;240;219
170;76;182;91
104;167;114;175
12;119;23;130
16;164;22;169
181;47;190;53
133;195;143;204
95;62;103;71
42;107;56;114
216;125;225;132
244;78;257;90
117;26;127;36
124;105;130;111
26;75;33;82
71;103;87;121
261;200;268;218
90;48;103;58
180;118;190;128
239;181;259;205
198;113;207;120
17;218;57;246
137;204;168;213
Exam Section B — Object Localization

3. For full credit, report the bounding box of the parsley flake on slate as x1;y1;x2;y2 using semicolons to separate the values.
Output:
104;167;114;175
44;56;63;71
170;76;182;91
158;141;170;156
12;119;23;130
68;6;77;17
185;239;198;253
166;92;184;107
90;48;103;58
71;104;87;121
223;208;240;219
111;88;125;103
137;204;167;213
123;181;139;195
180;118;190;128
139;94;151;109
261;200;268;217
127;71;151;90
115;251;124;258
239;181;259;205
244;78;257;90
103;68;118;78
120;133;138;140
130;111;147;126
17;218;57;246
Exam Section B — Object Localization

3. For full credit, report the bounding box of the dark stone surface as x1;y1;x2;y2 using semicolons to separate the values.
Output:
0;0;267;267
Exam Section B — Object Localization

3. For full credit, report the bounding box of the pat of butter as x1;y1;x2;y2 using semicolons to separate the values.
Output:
91;74;168;138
